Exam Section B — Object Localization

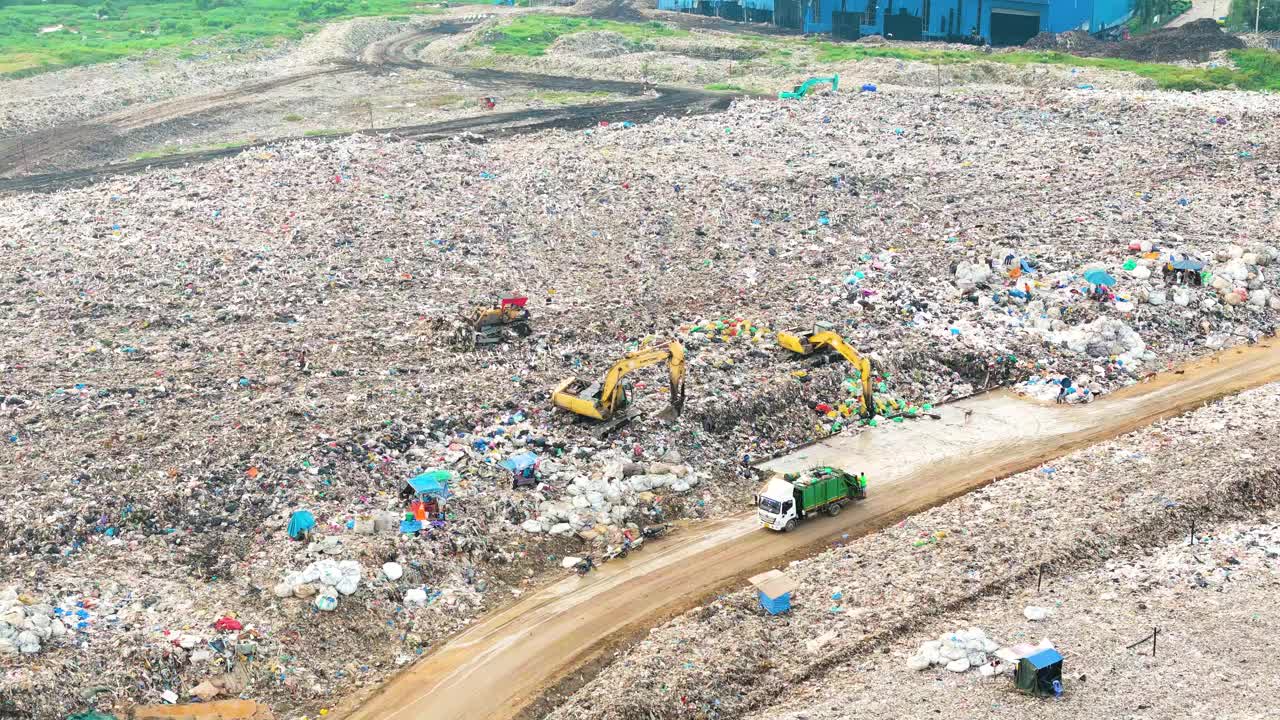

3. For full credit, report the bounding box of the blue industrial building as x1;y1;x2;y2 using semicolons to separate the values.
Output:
657;0;1133;45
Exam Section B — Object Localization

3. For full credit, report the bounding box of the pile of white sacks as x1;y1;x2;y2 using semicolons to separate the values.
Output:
906;627;1001;674
0;588;70;655
523;455;701;537
272;559;364;612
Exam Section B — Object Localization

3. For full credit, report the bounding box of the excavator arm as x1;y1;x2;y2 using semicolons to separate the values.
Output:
553;341;686;422
808;331;874;415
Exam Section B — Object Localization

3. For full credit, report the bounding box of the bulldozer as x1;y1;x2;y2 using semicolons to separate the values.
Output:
453;297;531;350
776;323;875;416
552;340;686;436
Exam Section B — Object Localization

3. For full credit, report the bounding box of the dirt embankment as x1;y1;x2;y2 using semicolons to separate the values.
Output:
1025;18;1245;62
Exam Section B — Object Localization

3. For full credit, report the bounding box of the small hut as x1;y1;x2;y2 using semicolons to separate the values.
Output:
1015;648;1064;697
748;570;796;615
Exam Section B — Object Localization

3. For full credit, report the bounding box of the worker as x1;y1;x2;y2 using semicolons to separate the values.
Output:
857;472;867;491
1056;377;1073;404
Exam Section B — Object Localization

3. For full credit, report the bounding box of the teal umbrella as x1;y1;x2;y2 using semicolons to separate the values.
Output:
1083;269;1116;286
288;509;316;539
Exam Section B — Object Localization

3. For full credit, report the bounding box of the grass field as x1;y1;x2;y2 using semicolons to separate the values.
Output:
479;15;687;56
0;0;491;76
810;43;1280;92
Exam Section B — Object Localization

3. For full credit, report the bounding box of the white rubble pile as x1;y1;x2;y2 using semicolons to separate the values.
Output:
273;559;364;611
0;588;70;656
905;627;1001;673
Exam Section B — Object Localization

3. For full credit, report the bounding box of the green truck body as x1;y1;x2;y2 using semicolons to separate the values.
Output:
791;467;863;513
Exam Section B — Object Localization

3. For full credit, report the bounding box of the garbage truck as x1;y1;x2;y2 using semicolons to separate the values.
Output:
756;466;865;532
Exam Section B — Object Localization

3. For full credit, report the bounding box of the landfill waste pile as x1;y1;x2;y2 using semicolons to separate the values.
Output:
0;81;1277;718
547;382;1280;720
1023;19;1246;62
763;508;1280;719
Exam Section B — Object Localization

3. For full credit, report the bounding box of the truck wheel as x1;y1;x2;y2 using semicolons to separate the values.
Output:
827;503;842;517
784;519;797;532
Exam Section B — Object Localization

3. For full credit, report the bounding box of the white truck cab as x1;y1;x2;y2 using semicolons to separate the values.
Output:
756;478;800;532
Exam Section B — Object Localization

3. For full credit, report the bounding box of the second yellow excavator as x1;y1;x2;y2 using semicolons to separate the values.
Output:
552;340;687;431
777;323;875;416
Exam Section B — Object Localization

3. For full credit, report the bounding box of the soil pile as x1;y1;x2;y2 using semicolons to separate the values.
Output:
1024;19;1245;62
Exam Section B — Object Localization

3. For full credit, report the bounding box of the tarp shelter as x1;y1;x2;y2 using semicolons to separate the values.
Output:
749;569;796;615
406;470;452;498
1016;648;1064;696
1169;257;1205;271
1083;269;1116;286
499;451;538;473
500;451;540;488
287;510;316;540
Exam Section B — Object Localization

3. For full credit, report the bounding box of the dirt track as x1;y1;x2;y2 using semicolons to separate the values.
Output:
0;21;732;193
333;341;1280;720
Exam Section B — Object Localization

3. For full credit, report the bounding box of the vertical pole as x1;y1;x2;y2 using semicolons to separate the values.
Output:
1152;627;1158;658
1256;0;1263;34
1189;520;1195;545
1037;564;1044;592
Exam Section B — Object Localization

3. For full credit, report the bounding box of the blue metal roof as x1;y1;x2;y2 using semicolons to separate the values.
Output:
1024;648;1063;668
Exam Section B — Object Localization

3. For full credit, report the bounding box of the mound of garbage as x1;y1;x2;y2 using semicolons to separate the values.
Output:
1024;19;1245;62
551;30;656;57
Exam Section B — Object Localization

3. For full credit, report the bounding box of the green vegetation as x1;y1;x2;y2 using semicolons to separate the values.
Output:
808;42;1280;92
704;82;745;91
0;0;490;76
303;128;349;136
425;92;464;107
480;15;686;56
525;89;611;104
130;138;244;160
283;112;303;121
1228;0;1279;30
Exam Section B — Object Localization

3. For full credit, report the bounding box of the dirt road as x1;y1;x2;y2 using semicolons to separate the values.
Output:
0;21;731;191
1167;0;1230;26
335;341;1280;720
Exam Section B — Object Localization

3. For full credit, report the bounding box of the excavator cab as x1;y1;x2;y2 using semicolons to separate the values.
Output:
456;297;531;350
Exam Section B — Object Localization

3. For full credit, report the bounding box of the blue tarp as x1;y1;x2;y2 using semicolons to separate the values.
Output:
1083;269;1117;286
407;470;452;498
499;451;538;474
287;510;316;539
1024;648;1063;669
1169;257;1205;271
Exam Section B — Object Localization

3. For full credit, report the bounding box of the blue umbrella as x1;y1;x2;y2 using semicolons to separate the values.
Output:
287;509;316;539
1083;269;1116;286
1169;257;1204;271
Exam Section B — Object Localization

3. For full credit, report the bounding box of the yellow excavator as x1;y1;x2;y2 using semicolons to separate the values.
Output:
776;323;875;416
552;340;686;433
453;297;531;350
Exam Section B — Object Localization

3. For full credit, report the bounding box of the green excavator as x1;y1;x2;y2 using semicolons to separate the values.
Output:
778;74;839;100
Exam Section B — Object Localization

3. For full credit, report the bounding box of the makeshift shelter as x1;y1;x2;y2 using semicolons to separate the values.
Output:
749;569;796;615
1015;648;1064;697
401;470;453;533
499;451;539;488
1082;268;1116;286
406;470;452;498
287;510;316;540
